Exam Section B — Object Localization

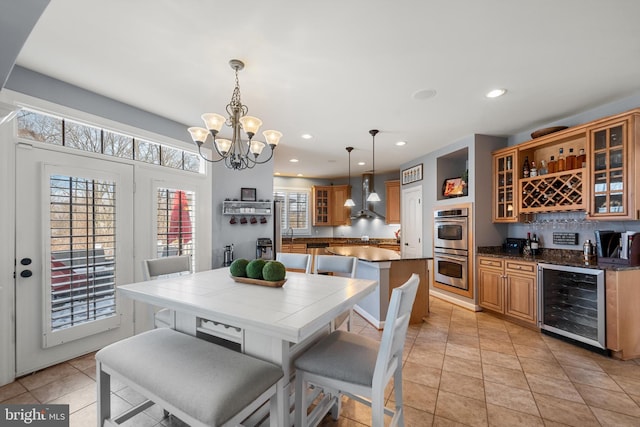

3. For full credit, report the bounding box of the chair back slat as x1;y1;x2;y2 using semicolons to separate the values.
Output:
314;255;357;278
142;255;192;280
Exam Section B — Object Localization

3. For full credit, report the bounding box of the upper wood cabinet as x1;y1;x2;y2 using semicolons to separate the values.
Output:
312;185;351;226
588;115;640;220
492;148;519;222
491;108;640;221
385;180;400;224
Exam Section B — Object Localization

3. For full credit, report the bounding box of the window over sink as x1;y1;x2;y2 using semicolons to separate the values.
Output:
274;188;310;235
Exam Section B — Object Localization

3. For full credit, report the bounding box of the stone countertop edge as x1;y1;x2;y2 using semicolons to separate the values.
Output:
477;246;640;271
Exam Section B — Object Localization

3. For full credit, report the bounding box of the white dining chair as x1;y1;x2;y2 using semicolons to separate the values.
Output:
294;273;419;427
141;255;192;328
314;255;357;331
276;252;312;274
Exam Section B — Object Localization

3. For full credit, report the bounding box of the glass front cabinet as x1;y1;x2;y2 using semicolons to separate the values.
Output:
493;148;519;222
588;116;639;220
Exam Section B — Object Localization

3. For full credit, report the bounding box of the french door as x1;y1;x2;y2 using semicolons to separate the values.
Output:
15;144;134;376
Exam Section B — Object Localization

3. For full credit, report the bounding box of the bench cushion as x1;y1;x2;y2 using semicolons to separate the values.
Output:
96;328;283;426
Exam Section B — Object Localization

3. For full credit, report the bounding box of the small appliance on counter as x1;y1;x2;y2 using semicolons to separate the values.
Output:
594;230;640;267
504;238;527;255
256;237;273;260
223;244;234;267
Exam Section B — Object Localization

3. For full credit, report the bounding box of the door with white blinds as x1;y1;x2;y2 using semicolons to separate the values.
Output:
15;145;134;376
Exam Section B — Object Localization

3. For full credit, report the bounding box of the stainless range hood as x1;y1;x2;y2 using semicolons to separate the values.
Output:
351;173;385;220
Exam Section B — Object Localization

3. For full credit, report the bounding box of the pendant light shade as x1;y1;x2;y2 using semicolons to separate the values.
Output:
366;129;380;202
344;146;356;207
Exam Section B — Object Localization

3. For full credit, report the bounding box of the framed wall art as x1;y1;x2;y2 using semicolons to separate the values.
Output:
240;187;257;201
402;163;423;185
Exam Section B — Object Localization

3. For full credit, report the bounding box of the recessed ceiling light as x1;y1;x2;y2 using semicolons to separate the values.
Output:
412;89;437;100
395;141;407;146
301;134;313;140
297;173;303;177
486;88;507;98
289;158;299;163
358;161;365;166
275;172;281;175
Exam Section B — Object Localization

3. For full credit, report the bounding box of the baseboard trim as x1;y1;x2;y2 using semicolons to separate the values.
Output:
429;289;481;312
353;305;384;330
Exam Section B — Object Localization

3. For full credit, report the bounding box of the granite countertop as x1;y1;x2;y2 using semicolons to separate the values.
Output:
326;245;431;262
477;246;640;271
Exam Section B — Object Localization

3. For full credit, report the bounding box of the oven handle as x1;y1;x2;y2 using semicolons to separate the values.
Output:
436;253;467;263
435;218;467;225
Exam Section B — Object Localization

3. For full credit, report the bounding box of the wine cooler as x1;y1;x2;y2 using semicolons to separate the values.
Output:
538;263;605;350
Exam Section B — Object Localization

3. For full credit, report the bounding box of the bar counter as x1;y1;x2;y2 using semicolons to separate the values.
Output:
325;246;430;327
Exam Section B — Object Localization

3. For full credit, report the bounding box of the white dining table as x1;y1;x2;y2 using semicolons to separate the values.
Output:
118;267;377;425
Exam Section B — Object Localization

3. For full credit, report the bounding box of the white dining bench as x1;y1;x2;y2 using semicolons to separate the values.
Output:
96;328;285;426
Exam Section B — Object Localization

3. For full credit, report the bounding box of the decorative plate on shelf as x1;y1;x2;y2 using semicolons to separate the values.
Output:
231;276;287;287
531;126;568;139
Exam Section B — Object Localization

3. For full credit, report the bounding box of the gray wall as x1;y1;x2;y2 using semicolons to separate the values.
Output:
6;66;189;141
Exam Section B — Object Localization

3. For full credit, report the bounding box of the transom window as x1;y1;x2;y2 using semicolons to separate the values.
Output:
16;108;201;173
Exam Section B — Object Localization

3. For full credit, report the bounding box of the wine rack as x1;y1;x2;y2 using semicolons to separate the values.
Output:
520;168;585;213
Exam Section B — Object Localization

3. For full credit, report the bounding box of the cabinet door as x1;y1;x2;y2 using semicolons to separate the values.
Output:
478;266;504;313
385;180;401;224
588;119;636;219
505;273;536;324
312;186;331;226
331;185;351;226
493;148;518;222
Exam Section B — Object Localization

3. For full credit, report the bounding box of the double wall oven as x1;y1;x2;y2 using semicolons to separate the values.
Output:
433;208;469;290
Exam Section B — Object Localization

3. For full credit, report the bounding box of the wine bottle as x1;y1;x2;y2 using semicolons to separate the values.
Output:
566;148;577;170
530;161;537;177
523;156;530;178
548;156;557;173
577;148;586;168
531;233;539;255
557;148;566;172
539;159;548;175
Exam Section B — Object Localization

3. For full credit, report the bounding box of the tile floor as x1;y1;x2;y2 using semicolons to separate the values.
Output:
2;297;640;426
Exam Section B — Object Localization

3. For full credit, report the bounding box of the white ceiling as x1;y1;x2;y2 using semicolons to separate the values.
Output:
15;0;640;178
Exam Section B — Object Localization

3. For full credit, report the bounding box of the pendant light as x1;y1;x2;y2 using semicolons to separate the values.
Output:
344;147;356;207
367;129;381;202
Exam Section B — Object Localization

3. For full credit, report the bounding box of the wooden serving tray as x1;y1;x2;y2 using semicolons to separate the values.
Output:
231;276;287;288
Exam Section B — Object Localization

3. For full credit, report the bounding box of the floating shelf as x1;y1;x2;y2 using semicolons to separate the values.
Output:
222;200;272;215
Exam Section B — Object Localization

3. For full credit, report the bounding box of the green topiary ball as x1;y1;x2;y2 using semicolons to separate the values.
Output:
262;261;286;281
229;258;249;277
246;259;267;279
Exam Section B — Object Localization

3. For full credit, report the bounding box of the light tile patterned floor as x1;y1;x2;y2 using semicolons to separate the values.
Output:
2;297;640;426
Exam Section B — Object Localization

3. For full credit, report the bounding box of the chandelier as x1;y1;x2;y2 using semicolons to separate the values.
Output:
187;59;282;170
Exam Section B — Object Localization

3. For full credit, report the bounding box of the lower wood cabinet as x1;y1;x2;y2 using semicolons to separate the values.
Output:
280;243;307;254
606;269;640;360
478;256;537;326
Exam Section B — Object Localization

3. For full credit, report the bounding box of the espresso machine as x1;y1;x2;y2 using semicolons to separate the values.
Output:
256;238;273;260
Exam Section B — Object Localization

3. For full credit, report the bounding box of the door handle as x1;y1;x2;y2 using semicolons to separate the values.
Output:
20;270;33;278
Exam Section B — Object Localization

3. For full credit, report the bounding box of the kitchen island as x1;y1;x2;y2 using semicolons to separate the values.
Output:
326;246;430;328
